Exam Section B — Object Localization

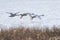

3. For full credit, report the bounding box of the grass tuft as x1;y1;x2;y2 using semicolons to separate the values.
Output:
0;26;60;40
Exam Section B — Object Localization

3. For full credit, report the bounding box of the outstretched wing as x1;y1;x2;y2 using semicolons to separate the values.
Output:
38;14;44;19
37;16;41;19
6;12;16;17
15;12;20;14
28;13;35;15
40;14;44;16
15;12;20;16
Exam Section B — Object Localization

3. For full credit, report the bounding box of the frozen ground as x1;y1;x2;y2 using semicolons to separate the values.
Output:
0;0;60;29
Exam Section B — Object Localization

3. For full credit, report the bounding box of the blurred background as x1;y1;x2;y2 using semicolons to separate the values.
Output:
0;0;60;29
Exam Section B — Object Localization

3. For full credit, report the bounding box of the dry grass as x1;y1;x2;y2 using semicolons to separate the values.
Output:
0;26;60;40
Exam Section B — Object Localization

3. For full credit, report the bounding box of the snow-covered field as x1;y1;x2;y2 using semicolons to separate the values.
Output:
0;0;60;29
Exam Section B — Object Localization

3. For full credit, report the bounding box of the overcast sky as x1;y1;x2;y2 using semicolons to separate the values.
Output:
0;0;60;29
